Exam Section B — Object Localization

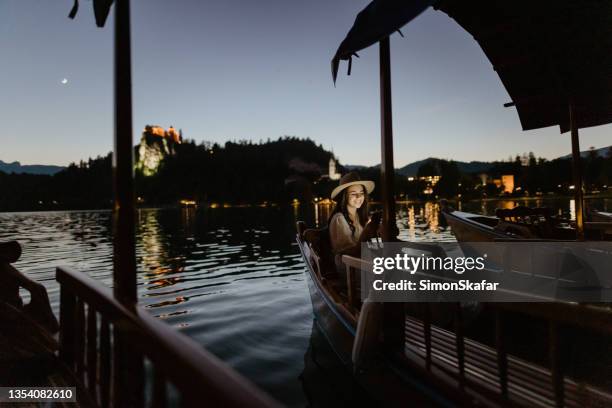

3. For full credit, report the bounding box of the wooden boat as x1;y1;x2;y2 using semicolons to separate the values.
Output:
296;221;612;407
295;223;464;407
442;206;612;242
590;210;612;223
297;0;612;406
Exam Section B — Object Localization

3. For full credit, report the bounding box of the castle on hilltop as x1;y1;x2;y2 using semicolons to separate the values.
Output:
143;125;182;144
136;125;183;176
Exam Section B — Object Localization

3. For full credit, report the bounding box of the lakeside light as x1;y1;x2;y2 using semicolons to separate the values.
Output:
569;185;575;190
210;203;219;208
180;199;196;206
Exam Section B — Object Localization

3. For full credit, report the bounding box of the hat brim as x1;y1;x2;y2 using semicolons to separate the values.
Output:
331;180;375;200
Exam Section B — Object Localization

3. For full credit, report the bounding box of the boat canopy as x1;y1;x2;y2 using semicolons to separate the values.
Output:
69;0;114;28
331;0;435;83
332;0;612;134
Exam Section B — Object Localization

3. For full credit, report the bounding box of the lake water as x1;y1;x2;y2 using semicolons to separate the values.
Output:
0;198;609;406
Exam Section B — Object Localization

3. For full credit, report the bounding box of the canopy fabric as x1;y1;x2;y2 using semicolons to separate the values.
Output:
333;0;612;133
331;0;436;83
69;0;114;28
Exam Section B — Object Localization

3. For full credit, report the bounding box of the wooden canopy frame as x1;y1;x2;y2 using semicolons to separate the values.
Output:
332;0;612;240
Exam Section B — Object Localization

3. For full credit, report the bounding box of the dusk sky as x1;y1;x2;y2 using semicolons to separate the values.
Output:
2;0;610;167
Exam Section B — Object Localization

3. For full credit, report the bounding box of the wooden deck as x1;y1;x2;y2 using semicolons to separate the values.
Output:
403;314;612;407
334;250;612;407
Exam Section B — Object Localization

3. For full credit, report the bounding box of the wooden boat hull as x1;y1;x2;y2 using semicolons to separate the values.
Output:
442;210;612;296
443;208;612;242
442;210;510;242
299;240;355;366
296;233;459;407
591;210;612;222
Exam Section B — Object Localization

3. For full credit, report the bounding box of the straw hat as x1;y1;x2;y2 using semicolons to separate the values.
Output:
330;172;375;200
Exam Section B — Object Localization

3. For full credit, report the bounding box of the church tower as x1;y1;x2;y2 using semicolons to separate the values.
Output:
329;157;341;180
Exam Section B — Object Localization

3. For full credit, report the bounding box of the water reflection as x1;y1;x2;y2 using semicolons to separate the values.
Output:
308;197;612;242
1;197;610;407
311;200;456;242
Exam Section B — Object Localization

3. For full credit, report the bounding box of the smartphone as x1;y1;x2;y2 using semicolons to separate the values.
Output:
370;210;382;224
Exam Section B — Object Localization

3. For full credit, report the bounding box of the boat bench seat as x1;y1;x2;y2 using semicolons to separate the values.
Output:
301;225;338;280
298;222;352;305
494;207;567;239
496;206;555;229
496;206;552;222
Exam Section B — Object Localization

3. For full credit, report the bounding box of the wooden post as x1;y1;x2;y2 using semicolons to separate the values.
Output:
113;0;137;305
379;37;397;242
113;1;144;405
495;310;508;398
379;37;403;352
549;322;564;407
59;286;76;369
455;303;465;389
569;103;584;240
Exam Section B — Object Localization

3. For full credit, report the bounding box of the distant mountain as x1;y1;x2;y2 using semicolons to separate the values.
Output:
396;158;493;177
344;146;612;177
559;145;611;160
343;164;370;171
0;160;64;175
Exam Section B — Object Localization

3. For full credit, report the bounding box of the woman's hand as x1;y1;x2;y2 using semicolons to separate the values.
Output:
360;211;382;242
370;210;382;225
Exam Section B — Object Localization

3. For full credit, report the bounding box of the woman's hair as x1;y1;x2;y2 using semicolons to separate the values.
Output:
328;185;369;236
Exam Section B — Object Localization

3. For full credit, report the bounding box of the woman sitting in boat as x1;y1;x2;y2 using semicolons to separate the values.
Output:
329;172;381;275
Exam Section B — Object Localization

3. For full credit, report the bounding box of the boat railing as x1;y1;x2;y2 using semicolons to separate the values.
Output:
56;266;279;408
0;241;59;333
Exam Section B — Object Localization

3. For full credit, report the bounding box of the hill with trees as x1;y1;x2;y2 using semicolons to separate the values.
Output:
1;140;610;211
0;137;335;211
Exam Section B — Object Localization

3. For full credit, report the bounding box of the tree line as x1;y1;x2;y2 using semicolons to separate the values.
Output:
1;140;610;211
0;137;334;211
409;149;612;199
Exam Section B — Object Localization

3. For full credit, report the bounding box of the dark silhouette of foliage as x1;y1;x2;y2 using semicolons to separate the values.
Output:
1;140;611;211
0;138;333;210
